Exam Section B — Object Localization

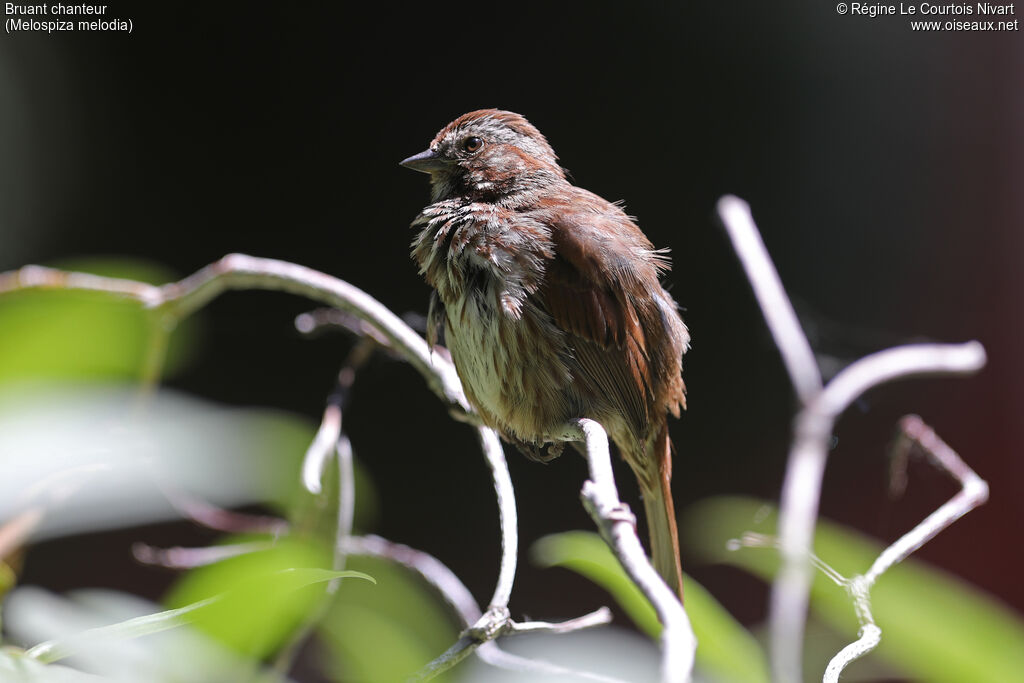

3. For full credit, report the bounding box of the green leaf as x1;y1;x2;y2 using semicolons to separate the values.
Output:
25;564;371;665
533;531;660;636
164;537;369;659
682;496;1024;683
0;258;198;383
318;555;459;683
532;531;769;683
26;598;219;664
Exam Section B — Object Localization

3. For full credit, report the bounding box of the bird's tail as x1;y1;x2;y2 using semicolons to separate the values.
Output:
634;423;684;601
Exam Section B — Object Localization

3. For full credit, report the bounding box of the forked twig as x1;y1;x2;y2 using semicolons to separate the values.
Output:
342;536;617;683
0;255;470;414
716;196;987;682
0;256;624;679
565;419;696;683
822;416;989;681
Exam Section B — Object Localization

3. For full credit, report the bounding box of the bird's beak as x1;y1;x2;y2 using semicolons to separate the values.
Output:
400;148;450;174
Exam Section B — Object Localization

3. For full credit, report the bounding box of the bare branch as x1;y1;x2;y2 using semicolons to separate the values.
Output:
476;642;628;683
773;342;986;682
303;336;377;494
823;623;881;683
342;535;616;683
717;196;987;683
274;431;358;674
477;425;518;611
567;419;696;683
132;541;272;569
295;308;394;348
302;402;342;495
717;195;822;402
160;486;288;536
343;534;482;624
0;255;471;414
822;417;987;681
509;608;613;635
819;343;986;419
864;416;989;583
0;256;535;680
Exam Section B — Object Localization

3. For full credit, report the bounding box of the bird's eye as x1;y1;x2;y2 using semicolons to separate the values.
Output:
463;136;483;153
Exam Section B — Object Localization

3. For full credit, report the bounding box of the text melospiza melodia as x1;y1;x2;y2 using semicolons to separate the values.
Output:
402;109;689;598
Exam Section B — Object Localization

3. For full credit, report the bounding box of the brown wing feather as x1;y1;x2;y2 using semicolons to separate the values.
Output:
535;193;682;436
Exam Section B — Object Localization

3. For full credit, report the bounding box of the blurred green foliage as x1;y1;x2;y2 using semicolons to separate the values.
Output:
0;256;460;681
0;650;103;682
682;496;1024;683
164;537;338;659
318;556;459;682
533;530;770;683
4;260;1021;682
0;258;198;383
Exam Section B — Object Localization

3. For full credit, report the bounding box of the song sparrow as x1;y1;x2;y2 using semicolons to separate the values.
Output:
402;109;689;598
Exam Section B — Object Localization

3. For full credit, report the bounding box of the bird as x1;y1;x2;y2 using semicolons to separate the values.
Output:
401;109;689;599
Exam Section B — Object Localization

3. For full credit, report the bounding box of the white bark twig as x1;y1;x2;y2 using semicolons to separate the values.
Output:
474;642;627;683
509;609;614;635
132;541;273;568
0;257;620;679
0;255;471;414
868;416;989;582
302;335;376;494
477;425;518;612
399;418;528;681
342;535;618;683
823;415;988;681
566;419;696;683
274;432;359;675
717;196;822;402
302;402;342;495
158;485;288;536
343;535;482;623
773;341;985;682
716;196;987;682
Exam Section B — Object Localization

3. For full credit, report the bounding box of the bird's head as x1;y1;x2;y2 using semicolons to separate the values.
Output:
401;109;565;201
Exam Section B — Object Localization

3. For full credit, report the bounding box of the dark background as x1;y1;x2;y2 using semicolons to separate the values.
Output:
2;0;1021;648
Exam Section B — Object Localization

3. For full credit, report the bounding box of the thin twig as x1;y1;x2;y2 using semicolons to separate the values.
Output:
717;196;987;683
343;535;482;623
283;331;376;673
301;402;342;495
332;435;356;588
274;432;359;674
823;623;881;682
477;425;518;612
717;196;822;402
773;343;985;682
509;608;613;635
567;419;696;683
823;416;988;681
295;308;394;348
401;413;526;680
160;485;288;536
302;336;376;494
475;641;628;683
132;541;273;569
0;256;532;679
341;535;617;683
0;255;470;414
864;416;989;584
